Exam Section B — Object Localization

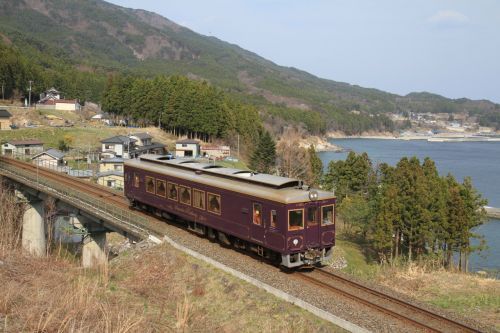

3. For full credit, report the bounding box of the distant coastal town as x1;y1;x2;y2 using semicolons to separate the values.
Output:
328;110;500;142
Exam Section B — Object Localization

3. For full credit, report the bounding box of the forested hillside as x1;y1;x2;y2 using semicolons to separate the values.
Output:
1;0;499;133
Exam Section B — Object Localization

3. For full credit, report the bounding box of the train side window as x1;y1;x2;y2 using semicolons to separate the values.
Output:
179;185;191;205
253;203;262;225
193;189;205;210
145;176;155;194
207;193;221;215
288;209;304;230
307;206;318;226
167;182;178;201
156;179;166;197
133;173;140;188
270;210;277;228
321;205;334;225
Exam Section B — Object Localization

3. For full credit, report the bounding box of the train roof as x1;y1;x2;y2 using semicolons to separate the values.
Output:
125;154;336;204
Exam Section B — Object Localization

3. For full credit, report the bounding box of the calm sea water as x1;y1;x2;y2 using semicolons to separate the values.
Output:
320;139;500;272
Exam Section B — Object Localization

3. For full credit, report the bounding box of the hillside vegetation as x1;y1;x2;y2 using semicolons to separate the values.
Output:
1;0;499;134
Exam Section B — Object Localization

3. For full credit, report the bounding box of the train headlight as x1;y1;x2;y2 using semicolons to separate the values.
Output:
292;239;299;246
308;190;318;201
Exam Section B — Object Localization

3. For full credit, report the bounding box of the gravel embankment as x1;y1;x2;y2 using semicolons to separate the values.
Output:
144;218;428;333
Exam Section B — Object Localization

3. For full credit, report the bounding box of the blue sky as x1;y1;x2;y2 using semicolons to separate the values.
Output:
109;0;500;103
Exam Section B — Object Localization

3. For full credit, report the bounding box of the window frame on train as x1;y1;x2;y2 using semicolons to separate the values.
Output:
167;182;179;202
193;188;206;210
321;204;334;226
207;192;221;215
145;176;155;194
288;208;304;231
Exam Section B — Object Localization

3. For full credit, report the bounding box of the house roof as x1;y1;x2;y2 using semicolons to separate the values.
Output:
133;142;166;154
32;148;66;160
100;135;136;144
7;140;43;146
100;158;124;164
201;145;230;150
55;99;78;104
97;170;124;177
176;139;200;144
0;109;12;118
130;132;152;140
46;87;60;94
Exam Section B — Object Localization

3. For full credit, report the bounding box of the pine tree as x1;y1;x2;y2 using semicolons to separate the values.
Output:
249;131;276;174
307;145;323;187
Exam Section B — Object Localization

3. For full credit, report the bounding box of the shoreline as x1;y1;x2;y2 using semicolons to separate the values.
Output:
328;134;500;142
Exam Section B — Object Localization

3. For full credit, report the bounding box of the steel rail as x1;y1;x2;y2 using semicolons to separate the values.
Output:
297;269;481;333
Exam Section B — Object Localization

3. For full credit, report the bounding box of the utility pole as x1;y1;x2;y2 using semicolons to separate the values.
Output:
28;80;33;107
1;82;4;100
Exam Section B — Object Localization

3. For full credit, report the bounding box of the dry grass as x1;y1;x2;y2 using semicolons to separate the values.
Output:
0;242;344;333
0;184;24;255
376;263;500;329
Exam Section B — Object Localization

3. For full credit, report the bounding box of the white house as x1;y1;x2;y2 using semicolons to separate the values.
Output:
175;139;200;158
100;135;136;159
2;140;44;157
36;87;81;111
100;134;166;159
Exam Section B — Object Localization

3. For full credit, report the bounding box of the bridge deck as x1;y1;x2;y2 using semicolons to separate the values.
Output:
0;157;160;239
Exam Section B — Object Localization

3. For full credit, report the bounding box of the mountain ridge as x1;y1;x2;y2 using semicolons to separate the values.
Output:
0;0;499;132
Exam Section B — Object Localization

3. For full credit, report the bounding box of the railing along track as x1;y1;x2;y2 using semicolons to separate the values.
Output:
0;157;151;239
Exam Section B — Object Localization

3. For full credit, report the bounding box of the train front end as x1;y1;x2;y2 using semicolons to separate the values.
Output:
281;189;336;268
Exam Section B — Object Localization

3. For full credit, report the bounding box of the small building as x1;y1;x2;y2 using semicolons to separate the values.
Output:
201;145;231;160
36;88;80;111
175;139;200;158
96;157;124;190
100;136;137;159
32;149;66;169
96;171;124;190
100;134;166;159
99;157;124;172
130;132;153;146
2;140;44;157
40;87;61;101
0;109;12;130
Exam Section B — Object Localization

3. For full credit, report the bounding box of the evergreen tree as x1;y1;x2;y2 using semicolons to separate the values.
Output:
249;130;276;174
458;177;488;272
307;145;323;187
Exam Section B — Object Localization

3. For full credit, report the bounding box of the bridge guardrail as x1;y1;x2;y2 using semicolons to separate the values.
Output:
0;159;151;238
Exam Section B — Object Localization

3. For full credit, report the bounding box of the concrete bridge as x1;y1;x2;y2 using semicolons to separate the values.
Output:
0;157;161;267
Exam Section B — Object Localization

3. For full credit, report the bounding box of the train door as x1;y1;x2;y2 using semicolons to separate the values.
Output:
305;203;321;247
250;202;265;243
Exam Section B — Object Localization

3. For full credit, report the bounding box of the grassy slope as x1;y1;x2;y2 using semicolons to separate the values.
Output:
0;244;345;333
333;231;500;330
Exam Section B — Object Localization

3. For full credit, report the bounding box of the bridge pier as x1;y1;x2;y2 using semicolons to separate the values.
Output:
82;231;107;268
22;200;46;256
70;214;108;268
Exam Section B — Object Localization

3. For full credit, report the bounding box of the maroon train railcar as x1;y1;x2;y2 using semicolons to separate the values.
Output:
124;155;336;267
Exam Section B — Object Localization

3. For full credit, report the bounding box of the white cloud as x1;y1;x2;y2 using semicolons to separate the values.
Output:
428;10;469;26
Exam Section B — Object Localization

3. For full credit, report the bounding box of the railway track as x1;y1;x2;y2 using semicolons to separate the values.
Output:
297;269;481;333
4;157;129;208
